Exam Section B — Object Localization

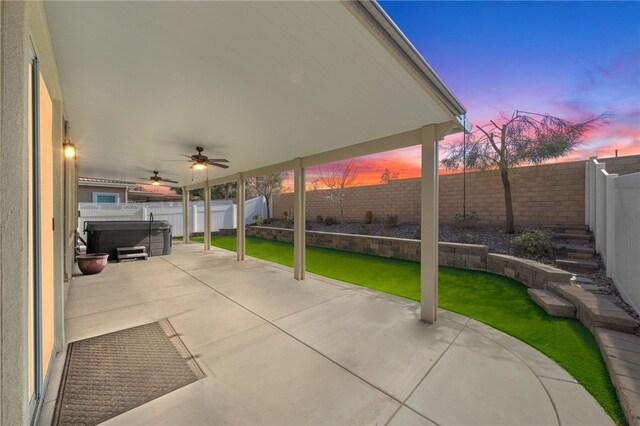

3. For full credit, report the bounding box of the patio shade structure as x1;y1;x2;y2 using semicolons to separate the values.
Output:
0;1;465;424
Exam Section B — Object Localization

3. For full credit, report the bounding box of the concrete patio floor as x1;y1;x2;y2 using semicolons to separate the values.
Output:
40;243;613;425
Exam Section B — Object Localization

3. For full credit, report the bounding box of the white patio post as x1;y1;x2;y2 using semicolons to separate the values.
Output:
203;184;211;250
236;175;246;261
293;158;306;280
421;125;439;323
182;187;189;243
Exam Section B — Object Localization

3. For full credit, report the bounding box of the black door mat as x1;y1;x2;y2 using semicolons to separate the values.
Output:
52;320;205;426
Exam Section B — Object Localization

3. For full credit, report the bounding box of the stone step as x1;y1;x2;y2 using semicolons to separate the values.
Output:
562;228;588;235
548;282;639;334
561;224;590;231
556;258;598;272
554;243;595;254
555;233;593;242
565;251;594;260
569;275;598;291
528;289;576;318
571;275;594;285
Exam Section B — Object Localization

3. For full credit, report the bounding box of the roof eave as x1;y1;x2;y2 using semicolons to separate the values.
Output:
350;0;467;118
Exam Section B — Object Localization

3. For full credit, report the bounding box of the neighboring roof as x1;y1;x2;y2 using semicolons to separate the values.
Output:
78;177;136;187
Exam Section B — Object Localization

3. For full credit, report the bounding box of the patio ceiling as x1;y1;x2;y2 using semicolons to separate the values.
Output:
44;1;464;186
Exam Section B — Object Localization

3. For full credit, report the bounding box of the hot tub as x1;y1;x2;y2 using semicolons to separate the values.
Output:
84;220;172;260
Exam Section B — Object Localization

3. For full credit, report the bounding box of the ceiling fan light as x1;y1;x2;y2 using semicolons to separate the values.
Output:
151;181;161;186
192;162;207;170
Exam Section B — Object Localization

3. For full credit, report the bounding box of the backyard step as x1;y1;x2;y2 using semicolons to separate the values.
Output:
571;275;594;285
566;251;595;259
556;258;598;272
555;243;595;255
568;275;600;291
117;246;148;262
528;289;576;318
548;283;639;334
562;228;588;235
561;224;590;232
555;233;593;242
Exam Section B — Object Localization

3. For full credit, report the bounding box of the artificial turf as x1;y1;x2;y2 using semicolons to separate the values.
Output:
191;235;623;424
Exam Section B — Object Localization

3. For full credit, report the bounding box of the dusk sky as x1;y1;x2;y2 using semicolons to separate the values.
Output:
304;1;640;188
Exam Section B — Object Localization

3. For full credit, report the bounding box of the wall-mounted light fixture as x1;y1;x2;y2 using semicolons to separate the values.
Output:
63;120;76;159
63;141;76;159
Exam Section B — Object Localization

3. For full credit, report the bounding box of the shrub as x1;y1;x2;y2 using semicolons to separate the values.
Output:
324;216;338;226
384;214;399;229
364;211;373;225
459;231;480;244
282;211;293;226
316;215;324;224
356;224;370;235
252;214;264;226
454;211;480;230
511;229;554;259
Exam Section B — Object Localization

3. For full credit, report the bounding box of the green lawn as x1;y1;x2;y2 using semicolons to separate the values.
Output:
191;235;623;424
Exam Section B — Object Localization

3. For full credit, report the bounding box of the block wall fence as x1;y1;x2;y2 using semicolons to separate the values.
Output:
272;155;640;226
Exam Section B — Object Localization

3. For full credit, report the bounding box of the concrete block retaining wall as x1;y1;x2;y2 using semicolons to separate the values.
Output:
246;226;569;288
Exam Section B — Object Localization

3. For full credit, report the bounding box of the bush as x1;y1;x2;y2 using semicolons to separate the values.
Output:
459;231;480;244
364;211;373;225
252;214;264;226
324;216;338;226
282;211;293;226
454;211;480;229
384;214;399;229
356;224;370;235
316;215;324;224
511;229;554;259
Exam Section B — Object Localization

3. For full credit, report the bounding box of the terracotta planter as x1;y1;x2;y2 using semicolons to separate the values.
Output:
77;253;109;275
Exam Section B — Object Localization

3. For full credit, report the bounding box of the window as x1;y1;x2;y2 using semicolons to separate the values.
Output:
93;192;120;203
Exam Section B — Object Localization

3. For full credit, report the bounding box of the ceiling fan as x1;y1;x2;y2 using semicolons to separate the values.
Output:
140;171;179;186
178;146;230;170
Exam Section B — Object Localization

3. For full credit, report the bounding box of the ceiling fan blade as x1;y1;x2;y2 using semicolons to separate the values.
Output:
207;161;230;169
206;159;229;163
160;178;179;184
161;159;191;162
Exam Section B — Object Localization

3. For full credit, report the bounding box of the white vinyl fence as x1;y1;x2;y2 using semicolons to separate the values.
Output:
586;158;640;313
78;196;267;238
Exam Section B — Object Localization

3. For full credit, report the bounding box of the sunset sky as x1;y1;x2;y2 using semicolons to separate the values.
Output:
303;1;640;187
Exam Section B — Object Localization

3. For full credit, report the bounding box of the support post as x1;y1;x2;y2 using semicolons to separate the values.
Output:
293;158;306;280
203;185;211;250
236;176;246;261
182;188;189;243
420;125;439;323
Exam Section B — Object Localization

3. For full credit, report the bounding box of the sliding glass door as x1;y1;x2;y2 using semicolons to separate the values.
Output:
28;56;56;419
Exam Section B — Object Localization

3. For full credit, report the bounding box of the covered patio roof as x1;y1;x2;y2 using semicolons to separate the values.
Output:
45;1;465;185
